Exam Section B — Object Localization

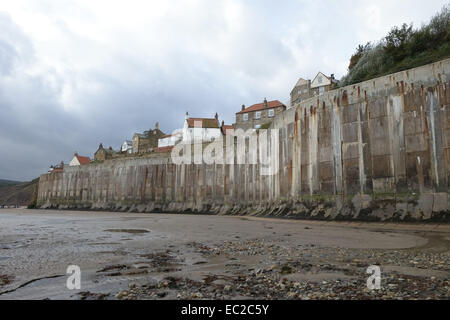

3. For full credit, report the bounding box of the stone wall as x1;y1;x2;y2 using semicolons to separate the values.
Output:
37;59;450;221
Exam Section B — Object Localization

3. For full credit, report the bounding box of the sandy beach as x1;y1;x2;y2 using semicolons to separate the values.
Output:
0;208;448;300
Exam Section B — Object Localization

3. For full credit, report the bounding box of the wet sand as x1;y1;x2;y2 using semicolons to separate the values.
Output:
0;209;448;300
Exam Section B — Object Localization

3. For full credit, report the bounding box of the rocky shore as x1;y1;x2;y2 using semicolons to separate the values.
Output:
0;209;448;300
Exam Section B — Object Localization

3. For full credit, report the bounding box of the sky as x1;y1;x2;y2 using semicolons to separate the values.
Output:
0;0;447;181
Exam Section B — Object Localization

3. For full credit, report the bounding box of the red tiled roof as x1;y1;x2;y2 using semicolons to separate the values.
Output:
186;118;220;128
154;146;174;153
237;100;286;114
221;125;233;135
76;155;91;165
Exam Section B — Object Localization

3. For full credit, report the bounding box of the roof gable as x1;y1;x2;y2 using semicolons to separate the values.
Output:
76;155;90;165
186;118;220;128
294;78;309;88
311;72;331;88
237;100;286;114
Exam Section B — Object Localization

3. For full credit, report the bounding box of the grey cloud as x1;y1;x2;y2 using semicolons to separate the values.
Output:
0;1;447;181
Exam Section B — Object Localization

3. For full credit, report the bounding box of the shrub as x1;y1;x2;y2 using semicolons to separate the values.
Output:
340;5;450;87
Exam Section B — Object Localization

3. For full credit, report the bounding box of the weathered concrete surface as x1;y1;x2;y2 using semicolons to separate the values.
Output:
37;59;450;221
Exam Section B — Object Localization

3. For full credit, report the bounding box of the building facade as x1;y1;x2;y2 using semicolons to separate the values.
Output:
132;123;166;153
290;72;338;106
310;72;338;97
182;113;222;143
234;99;286;131
94;144;117;161
121;140;133;154
69;153;90;166
290;78;311;106
158;132;183;148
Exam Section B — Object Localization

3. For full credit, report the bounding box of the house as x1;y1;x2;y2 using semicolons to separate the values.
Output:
121;140;133;154
49;161;65;173
132;122;166;153
221;121;234;136
158;131;183;148
234;98;286;130
290;72;338;106
310;72;338;97
94;143;117;161
69;153;90;166
182;112;222;143
290;78;311;106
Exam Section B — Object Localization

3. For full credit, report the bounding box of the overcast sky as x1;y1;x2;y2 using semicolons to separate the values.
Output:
0;0;447;181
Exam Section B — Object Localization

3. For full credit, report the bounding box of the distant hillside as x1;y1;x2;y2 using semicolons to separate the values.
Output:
0;179;22;189
0;178;39;207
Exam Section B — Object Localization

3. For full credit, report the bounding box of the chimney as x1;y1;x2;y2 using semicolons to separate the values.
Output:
60;161;64;168
221;120;224;127
264;98;268;109
241;104;245;111
74;152;78;157
99;143;103;149
185;112;189;120
330;74;335;80
155;122;159;130
109;146;113;150
215;112;218;121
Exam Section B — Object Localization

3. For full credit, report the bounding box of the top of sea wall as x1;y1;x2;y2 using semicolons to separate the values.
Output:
271;58;450;128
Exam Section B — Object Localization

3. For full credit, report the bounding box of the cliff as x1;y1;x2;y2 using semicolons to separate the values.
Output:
37;59;450;221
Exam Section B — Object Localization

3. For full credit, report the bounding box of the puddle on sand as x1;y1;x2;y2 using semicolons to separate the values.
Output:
0;256;10;261
104;229;150;234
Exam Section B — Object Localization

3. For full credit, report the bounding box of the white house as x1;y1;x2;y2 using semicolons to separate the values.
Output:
310;72;337;96
182;112;222;143
69;153;90;166
121;140;133;153
158;131;183;148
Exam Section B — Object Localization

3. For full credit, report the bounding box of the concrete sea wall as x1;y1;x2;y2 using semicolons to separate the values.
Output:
37;59;450;221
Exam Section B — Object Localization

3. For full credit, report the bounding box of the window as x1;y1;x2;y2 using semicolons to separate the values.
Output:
319;86;324;95
255;124;261;129
318;76;323;84
268;109;275;117
243;113;248;121
254;111;261;120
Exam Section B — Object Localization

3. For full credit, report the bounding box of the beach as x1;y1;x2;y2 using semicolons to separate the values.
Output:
0;209;448;300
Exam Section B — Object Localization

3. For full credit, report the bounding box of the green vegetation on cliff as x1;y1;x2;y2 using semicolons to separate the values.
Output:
340;5;450;87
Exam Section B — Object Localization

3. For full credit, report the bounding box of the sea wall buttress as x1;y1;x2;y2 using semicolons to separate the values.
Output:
37;59;450;221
